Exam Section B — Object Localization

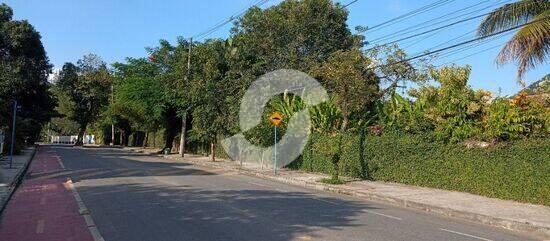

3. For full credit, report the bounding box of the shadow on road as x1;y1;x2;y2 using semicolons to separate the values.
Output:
77;182;372;241
28;146;216;182
33;145;378;241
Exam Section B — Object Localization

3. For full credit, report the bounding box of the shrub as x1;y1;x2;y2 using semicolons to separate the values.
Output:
291;131;550;205
484;94;548;141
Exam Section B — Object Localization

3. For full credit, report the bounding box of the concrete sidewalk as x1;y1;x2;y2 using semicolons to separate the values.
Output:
0;147;36;214
124;147;550;239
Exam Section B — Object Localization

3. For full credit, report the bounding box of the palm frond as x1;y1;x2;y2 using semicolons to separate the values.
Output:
477;0;549;36
496;11;550;82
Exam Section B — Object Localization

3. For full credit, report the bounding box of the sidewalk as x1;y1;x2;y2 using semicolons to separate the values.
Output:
0;147;36;213
126;147;550;239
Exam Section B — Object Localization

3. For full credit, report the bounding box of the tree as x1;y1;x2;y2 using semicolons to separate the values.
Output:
477;0;550;83
110;57;165;146
525;73;549;94
0;3;56;149
48;85;80;136
410;65;491;142
189;40;232;161
56;54;110;145
312;49;379;131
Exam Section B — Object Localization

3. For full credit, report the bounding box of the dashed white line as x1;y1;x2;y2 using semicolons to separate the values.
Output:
362;209;403;221
440;228;493;241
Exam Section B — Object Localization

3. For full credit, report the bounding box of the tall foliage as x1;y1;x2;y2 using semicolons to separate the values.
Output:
0;4;56;149
484;93;548;140
56;54;111;145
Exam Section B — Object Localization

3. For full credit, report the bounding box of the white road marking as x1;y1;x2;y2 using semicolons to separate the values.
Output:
66;179;105;241
274;188;288;193
440;228;493;241
55;155;65;169
362;209;403;221
248;182;268;187
312;197;340;205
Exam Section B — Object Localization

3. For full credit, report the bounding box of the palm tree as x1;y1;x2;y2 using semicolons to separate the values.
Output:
477;0;550;85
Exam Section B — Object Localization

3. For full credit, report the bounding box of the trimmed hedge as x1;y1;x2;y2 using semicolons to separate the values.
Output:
290;132;550;206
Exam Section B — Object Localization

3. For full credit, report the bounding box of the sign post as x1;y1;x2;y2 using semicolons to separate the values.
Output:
269;112;283;175
9;100;18;169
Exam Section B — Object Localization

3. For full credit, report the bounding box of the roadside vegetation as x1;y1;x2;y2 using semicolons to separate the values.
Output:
1;1;548;204
0;4;56;152
47;0;550;205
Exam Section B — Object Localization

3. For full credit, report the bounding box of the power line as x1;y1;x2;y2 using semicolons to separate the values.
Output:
436;32;508;58
192;0;270;41
365;12;491;52
437;42;506;67
369;17;548;71
368;0;498;45
360;0;455;34
343;0;360;8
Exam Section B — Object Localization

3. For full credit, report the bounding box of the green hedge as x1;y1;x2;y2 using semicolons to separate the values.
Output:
290;132;550;206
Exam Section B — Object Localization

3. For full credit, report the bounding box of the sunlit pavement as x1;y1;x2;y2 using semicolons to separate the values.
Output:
0;146;540;241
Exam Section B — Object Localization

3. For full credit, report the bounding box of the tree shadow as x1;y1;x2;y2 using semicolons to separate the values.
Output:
30;146;212;181
76;182;375;241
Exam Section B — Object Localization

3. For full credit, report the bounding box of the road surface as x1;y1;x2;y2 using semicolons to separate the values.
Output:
11;146;541;241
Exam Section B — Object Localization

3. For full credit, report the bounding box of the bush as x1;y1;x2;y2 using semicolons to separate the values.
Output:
484;95;548;141
291;131;550;205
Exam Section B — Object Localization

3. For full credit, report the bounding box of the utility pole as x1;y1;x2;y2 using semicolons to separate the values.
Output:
9;100;18;169
111;85;115;146
179;37;192;157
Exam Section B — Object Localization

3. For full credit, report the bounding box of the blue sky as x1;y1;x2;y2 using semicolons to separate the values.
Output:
3;0;548;96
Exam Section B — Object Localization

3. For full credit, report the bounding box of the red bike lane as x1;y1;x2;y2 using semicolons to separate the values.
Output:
0;148;94;241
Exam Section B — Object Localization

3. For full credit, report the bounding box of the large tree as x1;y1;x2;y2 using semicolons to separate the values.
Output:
312;49;379;131
189;39;232;161
56;54;110;145
0;3;56;149
478;0;550;83
110;57;165;146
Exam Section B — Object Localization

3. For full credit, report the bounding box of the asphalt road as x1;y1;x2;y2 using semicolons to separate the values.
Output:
36;145;539;241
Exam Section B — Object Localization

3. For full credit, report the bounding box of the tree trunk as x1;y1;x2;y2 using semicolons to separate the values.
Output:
75;124;86;146
341;115;349;132
162;107;179;152
143;132;148;147
179;112;187;157
210;141;215;162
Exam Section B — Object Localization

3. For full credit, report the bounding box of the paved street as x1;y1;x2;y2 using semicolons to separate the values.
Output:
1;146;540;241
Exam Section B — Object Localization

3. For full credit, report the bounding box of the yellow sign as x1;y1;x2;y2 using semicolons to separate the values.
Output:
269;112;283;126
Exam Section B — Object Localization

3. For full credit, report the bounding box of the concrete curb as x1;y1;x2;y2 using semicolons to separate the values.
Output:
125;148;549;239
65;179;105;241
0;147;37;216
185;159;550;239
